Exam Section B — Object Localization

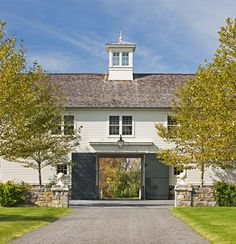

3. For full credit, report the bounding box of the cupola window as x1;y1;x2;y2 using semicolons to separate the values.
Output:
112;52;120;66
122;52;129;66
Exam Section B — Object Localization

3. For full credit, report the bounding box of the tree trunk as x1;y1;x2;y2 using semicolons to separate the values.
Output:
38;163;42;187
200;163;205;188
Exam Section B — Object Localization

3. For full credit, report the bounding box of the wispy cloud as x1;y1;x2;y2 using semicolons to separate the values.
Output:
27;52;77;72
135;45;168;72
1;0;235;73
33;24;106;59
100;0;236;68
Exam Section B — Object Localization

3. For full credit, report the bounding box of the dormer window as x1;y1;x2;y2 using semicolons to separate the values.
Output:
112;52;120;66
122;52;129;66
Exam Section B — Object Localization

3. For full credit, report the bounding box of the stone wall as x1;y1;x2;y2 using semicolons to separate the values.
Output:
175;185;216;207
28;187;69;208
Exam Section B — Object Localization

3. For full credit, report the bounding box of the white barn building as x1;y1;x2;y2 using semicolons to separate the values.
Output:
0;36;235;199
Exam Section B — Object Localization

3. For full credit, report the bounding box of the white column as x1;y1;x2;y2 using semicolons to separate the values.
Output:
109;51;113;67
129;52;133;67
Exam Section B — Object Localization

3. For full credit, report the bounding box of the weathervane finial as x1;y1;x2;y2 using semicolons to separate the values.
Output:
119;30;122;42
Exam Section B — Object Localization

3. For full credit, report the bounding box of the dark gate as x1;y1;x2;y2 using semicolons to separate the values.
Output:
145;153;169;199
72;153;98;199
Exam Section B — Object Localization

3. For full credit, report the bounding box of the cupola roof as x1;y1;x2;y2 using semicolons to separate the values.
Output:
106;32;136;50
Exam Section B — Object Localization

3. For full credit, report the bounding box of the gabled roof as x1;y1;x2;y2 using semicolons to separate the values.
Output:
50;73;194;109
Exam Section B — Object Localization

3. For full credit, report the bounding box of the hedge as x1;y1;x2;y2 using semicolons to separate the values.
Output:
0;181;30;207
213;182;236;207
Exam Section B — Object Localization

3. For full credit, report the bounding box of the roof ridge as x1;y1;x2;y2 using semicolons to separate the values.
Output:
49;73;106;75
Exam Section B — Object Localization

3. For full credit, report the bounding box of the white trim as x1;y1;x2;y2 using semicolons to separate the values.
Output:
90;142;153;146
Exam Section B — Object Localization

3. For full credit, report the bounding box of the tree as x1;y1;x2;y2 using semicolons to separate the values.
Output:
99;158;141;198
0;21;30;140
0;21;80;186
156;18;236;186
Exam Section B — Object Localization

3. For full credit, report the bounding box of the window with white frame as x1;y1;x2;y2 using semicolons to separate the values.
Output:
64;115;75;135
122;52;129;66
112;52;120;66
167;115;177;132
51;116;62;135
51;115;75;135
173;167;183;176
109;115;133;136
56;164;68;175
122;116;132;135
109;116;120;135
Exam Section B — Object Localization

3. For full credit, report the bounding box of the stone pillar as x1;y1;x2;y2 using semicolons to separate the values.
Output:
51;187;70;208
174;185;193;207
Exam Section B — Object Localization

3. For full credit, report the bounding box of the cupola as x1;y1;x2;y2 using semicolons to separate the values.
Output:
106;32;136;80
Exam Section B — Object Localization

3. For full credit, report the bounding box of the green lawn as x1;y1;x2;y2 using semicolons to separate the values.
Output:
0;207;72;244
171;207;236;244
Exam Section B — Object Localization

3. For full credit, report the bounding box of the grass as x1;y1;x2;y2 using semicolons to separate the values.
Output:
171;207;236;244
0;207;72;244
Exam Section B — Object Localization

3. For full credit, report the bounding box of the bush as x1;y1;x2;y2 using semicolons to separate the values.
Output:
0;181;30;207
213;182;236;207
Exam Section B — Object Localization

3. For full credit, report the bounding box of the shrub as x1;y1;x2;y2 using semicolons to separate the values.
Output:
213;182;236;207
0;181;30;207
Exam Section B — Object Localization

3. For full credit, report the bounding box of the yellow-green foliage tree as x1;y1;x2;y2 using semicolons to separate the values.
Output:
0;21;80;186
156;18;236;186
99;158;141;198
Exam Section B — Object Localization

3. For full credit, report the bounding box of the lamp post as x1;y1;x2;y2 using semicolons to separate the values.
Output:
117;135;124;149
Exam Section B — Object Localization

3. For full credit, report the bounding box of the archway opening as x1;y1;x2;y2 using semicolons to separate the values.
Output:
99;157;142;199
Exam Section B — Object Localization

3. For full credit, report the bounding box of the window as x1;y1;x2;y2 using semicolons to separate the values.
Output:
57;164;67;175
64;115;74;135
109;115;133;136
51;116;62;135
122;52;129;66
109;116;119;135
112;52;120;66
122;116;132;135
174;167;183;176
167;115;177;132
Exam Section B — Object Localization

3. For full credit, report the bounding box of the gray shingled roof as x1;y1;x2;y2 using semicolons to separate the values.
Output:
50;73;194;109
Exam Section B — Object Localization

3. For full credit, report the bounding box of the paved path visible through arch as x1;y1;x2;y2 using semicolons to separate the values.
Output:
11;200;208;244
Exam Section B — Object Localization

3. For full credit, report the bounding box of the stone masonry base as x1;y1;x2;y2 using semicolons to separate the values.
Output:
175;185;216;207
28;187;69;208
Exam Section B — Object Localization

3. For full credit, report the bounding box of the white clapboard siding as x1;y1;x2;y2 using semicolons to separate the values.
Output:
185;168;236;185
0;157;55;184
74;109;170;153
1;108;235;185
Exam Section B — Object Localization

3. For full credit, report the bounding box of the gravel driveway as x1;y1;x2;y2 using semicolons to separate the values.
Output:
11;200;208;244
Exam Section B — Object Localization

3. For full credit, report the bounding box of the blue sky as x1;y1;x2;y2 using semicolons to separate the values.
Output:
0;0;235;73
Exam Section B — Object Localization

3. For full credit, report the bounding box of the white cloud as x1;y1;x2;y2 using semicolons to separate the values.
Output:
100;0;236;67
135;45;168;72
2;0;236;73
21;21;106;61
27;52;77;72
